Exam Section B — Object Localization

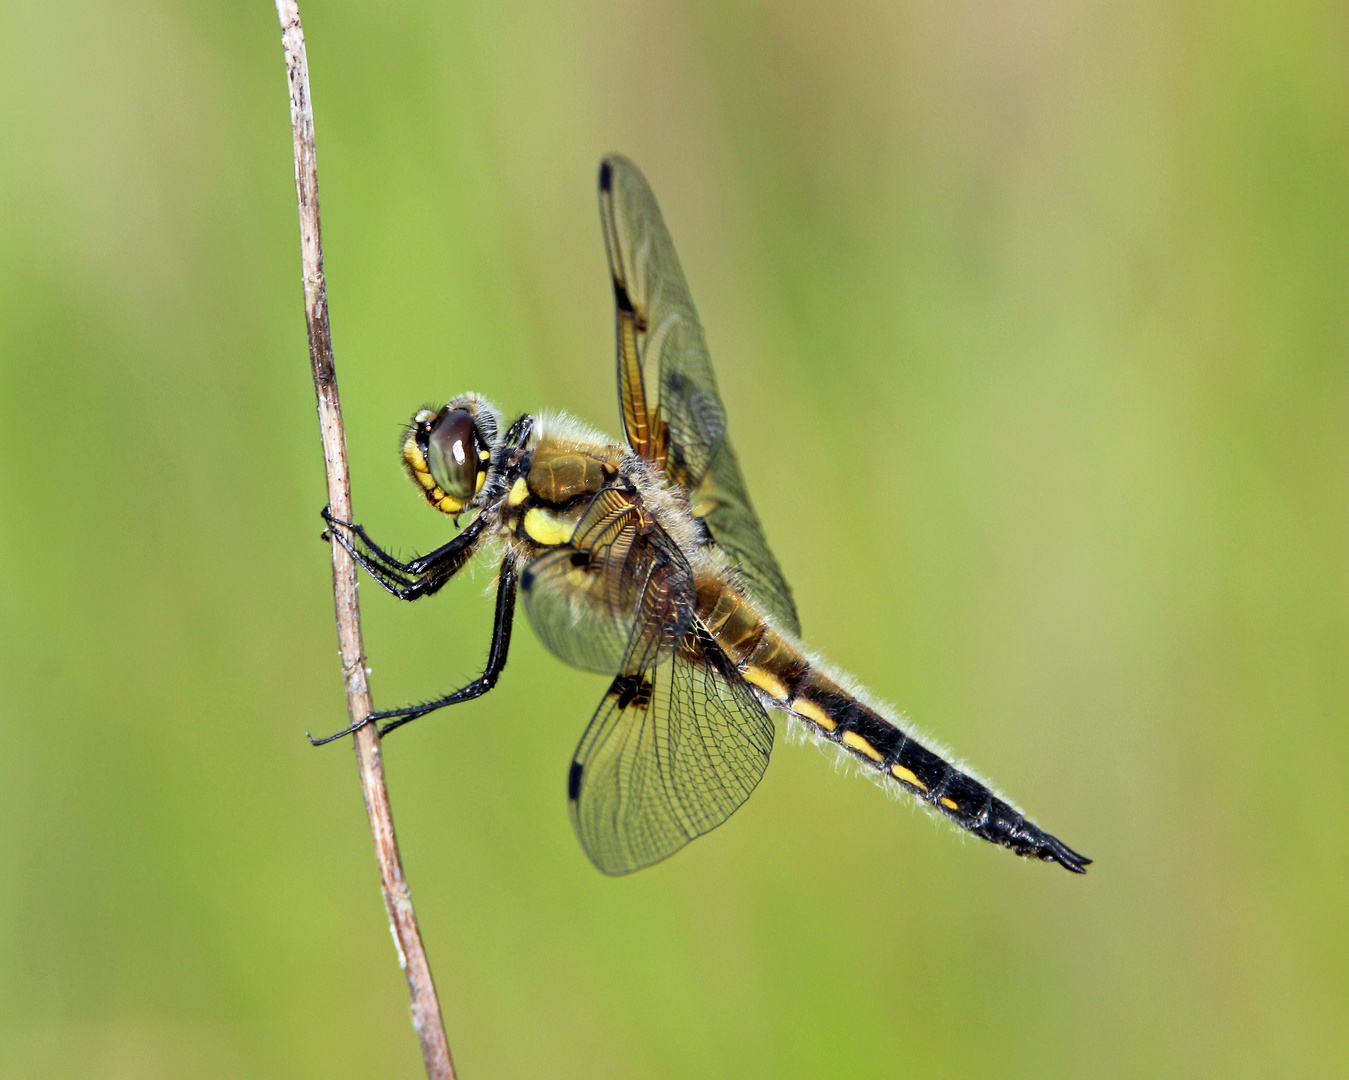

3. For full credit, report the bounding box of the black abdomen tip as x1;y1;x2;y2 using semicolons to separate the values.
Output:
979;794;1091;874
1039;834;1092;874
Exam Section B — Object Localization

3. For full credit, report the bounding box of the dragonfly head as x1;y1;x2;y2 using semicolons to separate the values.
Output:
401;394;505;516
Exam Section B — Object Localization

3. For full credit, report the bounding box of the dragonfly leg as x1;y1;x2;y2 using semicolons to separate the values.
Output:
321;505;485;599
307;559;518;745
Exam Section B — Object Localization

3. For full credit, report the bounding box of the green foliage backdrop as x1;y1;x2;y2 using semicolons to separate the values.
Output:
2;1;1346;1076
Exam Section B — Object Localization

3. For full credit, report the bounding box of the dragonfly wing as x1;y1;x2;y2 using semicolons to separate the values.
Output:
520;488;664;675
600;154;717;477
599;155;799;634
692;438;800;635
567;557;774;875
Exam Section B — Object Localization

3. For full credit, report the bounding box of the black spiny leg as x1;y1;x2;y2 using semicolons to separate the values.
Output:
307;559;519;745
321;505;486;600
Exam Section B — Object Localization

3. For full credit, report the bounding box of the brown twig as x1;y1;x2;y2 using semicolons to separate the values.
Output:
275;4;456;1078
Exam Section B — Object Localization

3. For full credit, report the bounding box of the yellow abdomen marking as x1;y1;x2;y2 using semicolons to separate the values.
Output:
523;507;577;547
841;730;884;762
506;477;529;507
741;666;790;701
890;763;928;792
791;697;837;732
940;797;959;811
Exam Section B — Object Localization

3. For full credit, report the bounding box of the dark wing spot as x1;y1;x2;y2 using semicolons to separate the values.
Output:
613;281;648;331
570;550;591;568
614;279;637;315
568;761;583;801
599;159;614;192
610;673;654;710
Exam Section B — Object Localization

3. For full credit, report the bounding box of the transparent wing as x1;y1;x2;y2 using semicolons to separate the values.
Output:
559;516;773;875
520;545;631;675
520;487;668;675
599;155;799;634
569;616;775;876
599;154;714;479
692;440;800;636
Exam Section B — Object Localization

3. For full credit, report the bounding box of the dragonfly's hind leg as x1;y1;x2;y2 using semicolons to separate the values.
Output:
307;559;519;745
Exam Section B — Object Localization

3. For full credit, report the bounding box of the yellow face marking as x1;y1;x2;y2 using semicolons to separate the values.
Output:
426;483;464;514
940;796;959;811
478;448;490;461
792;697;836;731
841;730;884;762
523;507;577;547
741;666;789;701
890;763;928;791
403;430;469;513
404;437;429;473
475;469;486;493
506;478;529;507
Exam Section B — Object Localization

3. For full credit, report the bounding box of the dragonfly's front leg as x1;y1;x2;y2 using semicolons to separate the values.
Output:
308;559;518;745
321;505;485;600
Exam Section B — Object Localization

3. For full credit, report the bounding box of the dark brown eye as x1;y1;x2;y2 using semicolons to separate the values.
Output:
427;409;479;500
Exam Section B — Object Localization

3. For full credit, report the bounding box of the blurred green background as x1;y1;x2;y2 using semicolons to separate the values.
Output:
2;1;1346;1076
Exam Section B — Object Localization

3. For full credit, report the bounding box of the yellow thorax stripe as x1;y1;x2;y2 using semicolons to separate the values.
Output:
522;507;577;547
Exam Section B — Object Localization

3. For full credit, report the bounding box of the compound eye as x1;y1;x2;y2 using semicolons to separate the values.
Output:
426;409;480;501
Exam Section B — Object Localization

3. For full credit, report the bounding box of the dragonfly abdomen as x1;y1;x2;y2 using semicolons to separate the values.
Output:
697;576;1090;873
789;676;1088;871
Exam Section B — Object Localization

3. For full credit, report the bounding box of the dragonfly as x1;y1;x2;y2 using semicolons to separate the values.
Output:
316;156;1090;877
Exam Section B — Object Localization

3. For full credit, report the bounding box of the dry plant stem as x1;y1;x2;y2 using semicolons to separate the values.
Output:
276;4;455;1078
